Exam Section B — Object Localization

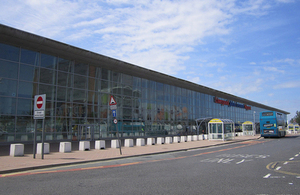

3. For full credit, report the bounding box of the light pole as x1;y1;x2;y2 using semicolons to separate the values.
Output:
253;111;256;136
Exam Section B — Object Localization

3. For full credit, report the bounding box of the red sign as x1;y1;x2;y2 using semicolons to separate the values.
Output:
109;96;117;105
36;96;44;109
113;119;118;124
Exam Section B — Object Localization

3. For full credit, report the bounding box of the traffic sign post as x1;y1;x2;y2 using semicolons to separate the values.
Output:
109;96;122;155
33;94;46;159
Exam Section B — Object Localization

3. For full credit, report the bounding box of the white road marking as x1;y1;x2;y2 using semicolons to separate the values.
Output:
275;166;281;170
270;176;285;179
289;157;294;161
236;159;245;164
295;154;299;157
264;174;271;178
284;161;288;165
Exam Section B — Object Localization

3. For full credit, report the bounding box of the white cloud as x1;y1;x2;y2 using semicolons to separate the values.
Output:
188;76;201;84
273;81;300;89
263;66;285;74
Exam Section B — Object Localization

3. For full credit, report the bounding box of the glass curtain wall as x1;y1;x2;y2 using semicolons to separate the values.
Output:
0;42;287;143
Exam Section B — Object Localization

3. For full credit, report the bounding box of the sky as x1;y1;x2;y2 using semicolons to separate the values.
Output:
0;0;299;121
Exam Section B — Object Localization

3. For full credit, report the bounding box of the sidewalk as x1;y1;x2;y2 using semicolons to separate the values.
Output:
0;135;261;174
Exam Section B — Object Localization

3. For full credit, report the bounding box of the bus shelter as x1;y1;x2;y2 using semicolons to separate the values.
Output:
208;119;235;141
242;121;254;136
288;124;299;134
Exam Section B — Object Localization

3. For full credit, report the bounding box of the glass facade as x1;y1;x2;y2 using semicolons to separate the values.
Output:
0;42;287;143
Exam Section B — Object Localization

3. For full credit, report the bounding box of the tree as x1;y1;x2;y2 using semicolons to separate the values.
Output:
290;111;300;125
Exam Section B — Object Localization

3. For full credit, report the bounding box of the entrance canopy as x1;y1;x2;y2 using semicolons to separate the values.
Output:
208;118;234;141
242;121;255;136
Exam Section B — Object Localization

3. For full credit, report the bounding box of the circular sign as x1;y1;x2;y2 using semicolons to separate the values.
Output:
113;119;118;124
36;96;44;109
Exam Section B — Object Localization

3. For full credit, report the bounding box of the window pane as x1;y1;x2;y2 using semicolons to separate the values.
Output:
20;64;39;82
0;97;16;115
73;103;86;117
122;74;132;85
39;84;56;101
112;72;121;83
17;99;33;115
57;71;72;87
101;80;110;93
40;68;56;84
73;89;86;103
58;58;73;72
0;43;19;62
56;103;71;117
18;81;34;98
74;62;88;75
0;79;17;97
41;54;57;69
74;75;86;89
0;116;15;133
101;68;110;80
57;87;72;102
20;48;39;65
0;60;18;79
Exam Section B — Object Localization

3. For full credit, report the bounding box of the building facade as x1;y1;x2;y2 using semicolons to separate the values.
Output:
0;25;289;144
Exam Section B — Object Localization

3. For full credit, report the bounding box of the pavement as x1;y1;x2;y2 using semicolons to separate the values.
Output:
0;135;261;174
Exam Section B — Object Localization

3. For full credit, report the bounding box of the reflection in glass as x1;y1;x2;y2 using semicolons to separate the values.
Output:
58;58;73;72
73;89;86;103
0;43;19;62
17;99;33;116
20;64;39;82
40;68;56;84
41;54;57;69
0;79;17;97
57;71;72;87
39;84;56;101
74;75;87;89
18;81;33;98
21;48;39;65
0;60;18;79
0;115;15;133
57;87;72;102
0;97;16;115
74;63;88;76
16;116;34;132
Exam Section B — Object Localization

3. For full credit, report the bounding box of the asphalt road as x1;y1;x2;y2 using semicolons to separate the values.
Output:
1;136;299;195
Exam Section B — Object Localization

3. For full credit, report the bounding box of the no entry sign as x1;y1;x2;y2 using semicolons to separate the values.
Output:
34;94;46;119
36;96;44;109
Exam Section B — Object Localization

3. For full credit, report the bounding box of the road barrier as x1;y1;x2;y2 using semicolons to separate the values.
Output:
125;139;134;147
59;142;72;153
147;138;155;145
136;138;145;146
79;141;90;151
157;137;165;144
10;143;24;157
37;143;50;154
173;136;180;143
95;140;105;149
165;137;173;144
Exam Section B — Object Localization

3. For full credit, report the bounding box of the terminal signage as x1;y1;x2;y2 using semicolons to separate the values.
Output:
34;94;46;119
214;97;251;110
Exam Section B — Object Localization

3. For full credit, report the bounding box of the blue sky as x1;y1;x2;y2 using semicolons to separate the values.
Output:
1;0;299;121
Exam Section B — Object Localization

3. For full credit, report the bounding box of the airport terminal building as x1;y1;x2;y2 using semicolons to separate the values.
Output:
0;24;289;144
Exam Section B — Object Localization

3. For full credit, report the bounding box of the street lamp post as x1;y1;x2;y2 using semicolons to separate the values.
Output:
253;111;256;136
